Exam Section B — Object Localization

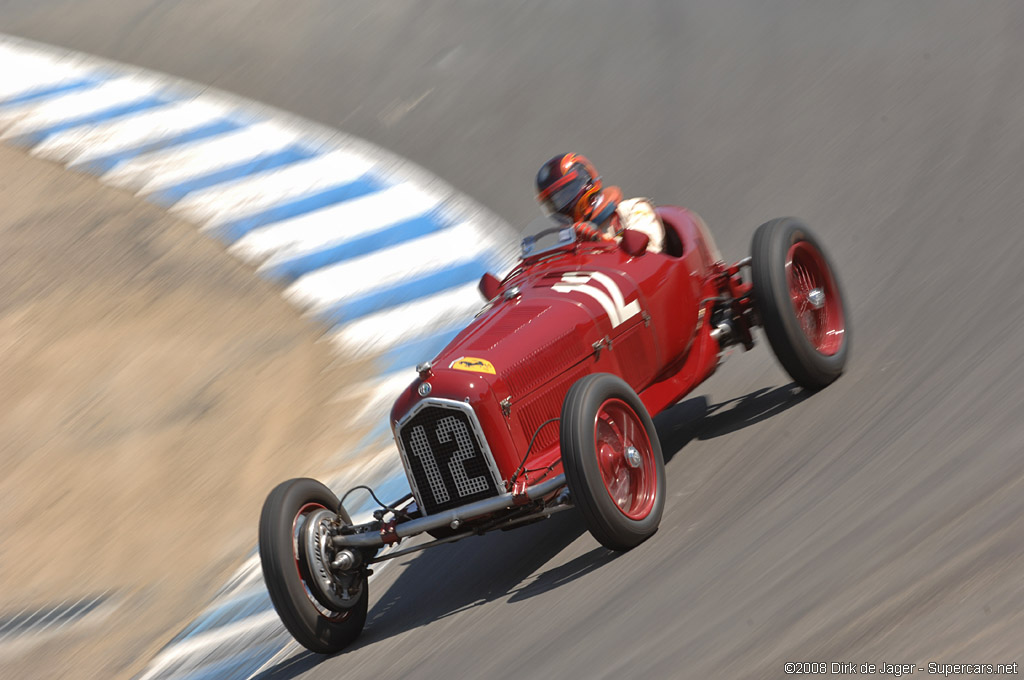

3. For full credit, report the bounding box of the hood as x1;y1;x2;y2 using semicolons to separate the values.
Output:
390;257;647;424
434;269;616;399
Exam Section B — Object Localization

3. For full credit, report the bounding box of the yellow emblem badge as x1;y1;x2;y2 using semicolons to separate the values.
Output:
449;357;496;374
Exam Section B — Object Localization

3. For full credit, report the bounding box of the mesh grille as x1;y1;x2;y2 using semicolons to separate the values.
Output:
399;405;499;514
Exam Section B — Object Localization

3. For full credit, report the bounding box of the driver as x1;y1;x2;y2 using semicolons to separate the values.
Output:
535;153;665;253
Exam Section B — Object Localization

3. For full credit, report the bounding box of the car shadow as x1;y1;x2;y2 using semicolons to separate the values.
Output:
249;510;598;680
654;382;809;459
361;509;589;632
652;394;709;464
253;383;807;678
698;382;809;440
253;650;325;679
504;544;618;603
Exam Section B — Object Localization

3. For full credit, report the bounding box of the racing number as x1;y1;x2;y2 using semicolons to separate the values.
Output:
408;425;448;504
551;272;640;327
408;416;489;506
437;416;489;497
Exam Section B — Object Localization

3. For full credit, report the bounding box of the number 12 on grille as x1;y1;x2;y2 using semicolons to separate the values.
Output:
408;416;489;506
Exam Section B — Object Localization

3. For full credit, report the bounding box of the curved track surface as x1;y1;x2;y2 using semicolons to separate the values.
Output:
5;2;1024;677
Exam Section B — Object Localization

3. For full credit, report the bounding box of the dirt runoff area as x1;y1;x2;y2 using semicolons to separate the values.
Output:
0;145;381;679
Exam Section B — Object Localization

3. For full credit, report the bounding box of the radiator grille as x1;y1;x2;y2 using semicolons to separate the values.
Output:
398;403;500;514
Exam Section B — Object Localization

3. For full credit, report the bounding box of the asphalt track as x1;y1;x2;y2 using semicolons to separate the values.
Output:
5;1;1024;677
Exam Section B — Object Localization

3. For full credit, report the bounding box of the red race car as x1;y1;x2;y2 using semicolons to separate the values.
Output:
258;208;849;653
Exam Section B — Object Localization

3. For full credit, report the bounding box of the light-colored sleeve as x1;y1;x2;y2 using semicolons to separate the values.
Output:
616;197;664;253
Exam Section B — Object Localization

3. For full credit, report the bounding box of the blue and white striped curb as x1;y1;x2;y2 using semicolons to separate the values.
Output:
0;33;517;680
0;592;117;654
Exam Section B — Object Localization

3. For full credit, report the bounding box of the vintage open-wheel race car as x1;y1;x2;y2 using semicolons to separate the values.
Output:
258;208;849;653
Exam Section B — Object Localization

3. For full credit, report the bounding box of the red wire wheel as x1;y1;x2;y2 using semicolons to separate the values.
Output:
786;241;845;355
259;478;368;654
594;398;658;520
561;374;666;551
751;218;850;390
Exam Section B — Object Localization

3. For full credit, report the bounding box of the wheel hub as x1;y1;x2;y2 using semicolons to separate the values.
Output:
807;287;825;309
624;445;642;468
299;508;361;610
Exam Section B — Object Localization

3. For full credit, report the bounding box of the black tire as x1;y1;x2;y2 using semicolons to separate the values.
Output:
751;218;850;390
258;478;368;654
560;374;666;551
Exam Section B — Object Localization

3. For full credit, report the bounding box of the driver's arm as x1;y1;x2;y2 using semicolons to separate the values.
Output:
574;221;614;242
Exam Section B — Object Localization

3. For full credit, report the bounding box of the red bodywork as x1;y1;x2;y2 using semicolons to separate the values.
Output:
390;207;752;511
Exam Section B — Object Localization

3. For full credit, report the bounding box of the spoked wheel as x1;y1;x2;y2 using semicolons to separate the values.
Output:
594;399;659;520
259;478;368;654
751;218;849;390
561;374;666;551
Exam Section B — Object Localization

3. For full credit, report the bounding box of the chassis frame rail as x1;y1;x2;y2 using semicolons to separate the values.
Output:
332;474;568;550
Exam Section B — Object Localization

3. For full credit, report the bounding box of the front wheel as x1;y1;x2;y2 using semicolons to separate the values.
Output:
259;478;368;654
561;374;666;551
751;218;849;390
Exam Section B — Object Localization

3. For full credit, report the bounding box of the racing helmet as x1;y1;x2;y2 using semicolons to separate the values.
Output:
535;153;603;222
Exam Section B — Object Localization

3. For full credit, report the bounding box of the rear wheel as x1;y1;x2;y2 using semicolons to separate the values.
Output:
561;374;665;551
259;478;368;654
751;218;849;390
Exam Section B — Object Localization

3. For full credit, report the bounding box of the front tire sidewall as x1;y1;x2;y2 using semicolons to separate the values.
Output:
561;374;666;551
751;217;850;390
259;478;367;654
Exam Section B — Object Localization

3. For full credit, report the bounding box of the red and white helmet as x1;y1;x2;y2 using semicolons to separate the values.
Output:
535;153;605;223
